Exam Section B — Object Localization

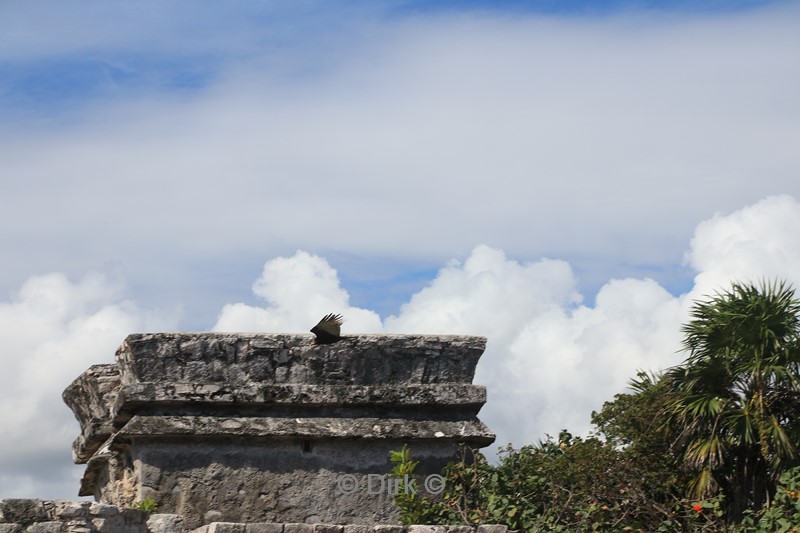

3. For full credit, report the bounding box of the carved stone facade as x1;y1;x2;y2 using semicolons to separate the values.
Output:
63;334;495;530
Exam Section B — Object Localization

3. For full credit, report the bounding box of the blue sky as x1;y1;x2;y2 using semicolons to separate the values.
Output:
5;0;795;320
1;0;800;500
3;0;793;123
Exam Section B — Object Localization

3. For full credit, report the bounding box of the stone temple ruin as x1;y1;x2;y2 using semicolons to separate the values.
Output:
9;332;502;532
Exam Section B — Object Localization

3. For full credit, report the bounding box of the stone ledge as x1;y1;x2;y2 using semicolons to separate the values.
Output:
116;334;486;386
62;364;120;464
116;383;487;409
112;415;495;443
71;383;487;463
65;334;490;464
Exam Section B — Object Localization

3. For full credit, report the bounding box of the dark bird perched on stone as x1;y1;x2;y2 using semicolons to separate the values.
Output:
311;313;344;344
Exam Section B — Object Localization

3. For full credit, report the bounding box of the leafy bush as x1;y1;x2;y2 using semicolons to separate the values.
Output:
392;435;708;531
388;280;800;531
738;466;800;532
130;497;158;514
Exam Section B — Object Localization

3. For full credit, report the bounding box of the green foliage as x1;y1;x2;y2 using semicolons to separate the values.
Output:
130;497;158;514
389;444;450;525
393;435;719;531
389;279;800;531
737;466;800;532
390;442;520;527
430;445;496;525
592;371;689;503
666;280;800;518
391;429;800;530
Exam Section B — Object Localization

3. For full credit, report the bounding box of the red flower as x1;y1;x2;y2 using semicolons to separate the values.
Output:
693;503;703;514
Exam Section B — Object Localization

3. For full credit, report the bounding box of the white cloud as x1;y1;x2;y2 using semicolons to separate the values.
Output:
485;195;800;446
0;272;177;499
384;245;582;389
498;278;684;443
208;197;800;450
686;195;800;298
385;249;685;449
2;4;800;313
213;250;383;333
3;194;800;499
384;245;581;336
398;196;800;445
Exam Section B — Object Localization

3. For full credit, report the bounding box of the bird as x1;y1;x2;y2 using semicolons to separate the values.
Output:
310;313;344;344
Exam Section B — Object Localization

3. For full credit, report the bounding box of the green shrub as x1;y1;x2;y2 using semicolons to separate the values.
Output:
130;497;158;514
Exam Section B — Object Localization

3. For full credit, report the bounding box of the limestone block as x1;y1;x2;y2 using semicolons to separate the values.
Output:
25;522;65;533
341;526;369;533
0;500;50;526
147;514;184;533
88;517;114;532
283;525;313;533
206;524;246;533
52;502;89;521
62;365;121;462
443;527;473;533
372;527;405;533
0;525;21;533
59;520;93;533
244;524;283;533
407;527;447;533
476;527;508;533
312;525;342;533
88;503;122;517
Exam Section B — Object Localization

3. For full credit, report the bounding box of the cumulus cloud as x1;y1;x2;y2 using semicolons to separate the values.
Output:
385;249;684;449
3;195;799;499
384;245;581;336
211;197;800;451
686;195;800;297
0;272;177;499
495;278;684;444
390;196;800;448
213;250;383;333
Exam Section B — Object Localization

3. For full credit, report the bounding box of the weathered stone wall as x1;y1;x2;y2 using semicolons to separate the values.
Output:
63;334;495;530
113;334;485;386
0;498;175;533
0;499;512;533
188;523;511;533
131;440;404;524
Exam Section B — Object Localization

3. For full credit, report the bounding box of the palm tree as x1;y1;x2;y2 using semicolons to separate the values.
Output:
666;280;800;518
